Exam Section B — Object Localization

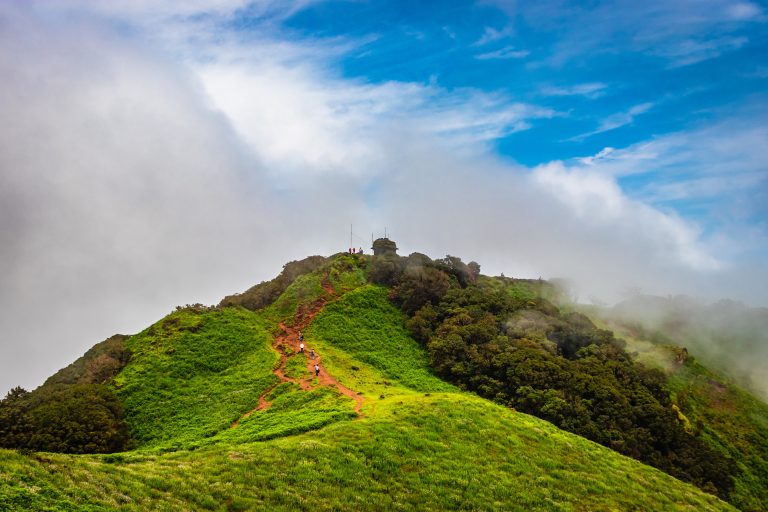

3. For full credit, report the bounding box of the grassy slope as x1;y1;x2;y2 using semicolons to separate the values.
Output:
307;285;455;394
115;307;278;450
0;393;734;512
0;257;738;510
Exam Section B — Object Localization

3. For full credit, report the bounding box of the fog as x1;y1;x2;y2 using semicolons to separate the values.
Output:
610;295;768;401
1;3;766;395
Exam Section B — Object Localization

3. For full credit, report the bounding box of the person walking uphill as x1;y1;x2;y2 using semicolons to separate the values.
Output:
314;363;320;377
300;342;304;354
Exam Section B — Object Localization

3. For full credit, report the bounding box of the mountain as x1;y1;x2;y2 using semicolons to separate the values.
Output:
1;251;765;511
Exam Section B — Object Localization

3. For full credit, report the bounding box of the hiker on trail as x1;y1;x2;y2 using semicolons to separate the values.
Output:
310;349;315;360
358;247;363;254
314;364;320;376
300;342;304;354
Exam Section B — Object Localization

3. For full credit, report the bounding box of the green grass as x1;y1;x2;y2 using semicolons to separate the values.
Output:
307;285;453;394
326;253;369;292
264;272;327;326
264;254;368;325
0;394;734;511
115;307;277;450
214;383;357;445
477;275;540;304
284;352;309;380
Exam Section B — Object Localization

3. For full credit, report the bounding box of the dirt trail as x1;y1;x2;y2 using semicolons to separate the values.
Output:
231;278;363;428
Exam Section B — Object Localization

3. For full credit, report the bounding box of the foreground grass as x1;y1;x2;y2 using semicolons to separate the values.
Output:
0;394;734;511
213;383;357;445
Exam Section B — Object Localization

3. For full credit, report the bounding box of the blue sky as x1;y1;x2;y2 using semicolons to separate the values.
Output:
0;0;767;393
278;0;767;218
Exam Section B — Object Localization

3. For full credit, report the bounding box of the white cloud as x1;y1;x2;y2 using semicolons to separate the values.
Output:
473;25;514;46
570;102;654;140
27;0;309;23
476;45;530;60
532;162;721;271
578;146;616;165
197;59;556;179
488;0;765;67
540;82;607;99
656;35;749;68
2;0;765;398
726;2;764;21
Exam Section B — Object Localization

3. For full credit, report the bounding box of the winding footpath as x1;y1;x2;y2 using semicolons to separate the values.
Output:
231;278;363;428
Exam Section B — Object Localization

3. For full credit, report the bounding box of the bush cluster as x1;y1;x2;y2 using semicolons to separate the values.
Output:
0;334;131;453
0;384;128;454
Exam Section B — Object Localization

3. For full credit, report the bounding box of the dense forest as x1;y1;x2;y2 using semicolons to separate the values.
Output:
368;252;738;498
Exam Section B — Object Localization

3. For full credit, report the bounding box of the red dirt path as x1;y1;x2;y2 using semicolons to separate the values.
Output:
230;278;363;428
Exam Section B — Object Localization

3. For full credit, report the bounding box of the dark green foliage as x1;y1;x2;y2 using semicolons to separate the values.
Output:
433;254;480;287
0;334;132;454
219;255;327;311
374;252;479;315
368;253;403;286
43;334;131;386
389;266;451;315
0;383;128;454
380;261;739;499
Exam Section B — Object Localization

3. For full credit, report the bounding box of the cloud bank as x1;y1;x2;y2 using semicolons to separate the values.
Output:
1;2;765;395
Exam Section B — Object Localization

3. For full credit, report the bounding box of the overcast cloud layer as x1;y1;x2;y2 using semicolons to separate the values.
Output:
1;1;766;395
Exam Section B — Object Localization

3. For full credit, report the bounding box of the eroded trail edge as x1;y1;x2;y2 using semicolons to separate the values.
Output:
231;278;363;428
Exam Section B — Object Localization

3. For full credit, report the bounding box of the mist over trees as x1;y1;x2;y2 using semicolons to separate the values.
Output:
609;295;768;401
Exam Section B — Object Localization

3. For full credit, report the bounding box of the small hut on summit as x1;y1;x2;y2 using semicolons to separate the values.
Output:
372;237;398;256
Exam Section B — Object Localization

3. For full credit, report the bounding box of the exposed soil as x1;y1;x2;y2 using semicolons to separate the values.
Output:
231;277;363;428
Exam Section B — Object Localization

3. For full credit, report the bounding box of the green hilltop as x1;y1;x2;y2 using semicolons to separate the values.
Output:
1;252;766;511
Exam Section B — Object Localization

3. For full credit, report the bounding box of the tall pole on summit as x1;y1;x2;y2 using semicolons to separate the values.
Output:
350;224;353;249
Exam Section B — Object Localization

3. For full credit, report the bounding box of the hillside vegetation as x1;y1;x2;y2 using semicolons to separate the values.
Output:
0;335;131;454
0;251;762;510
